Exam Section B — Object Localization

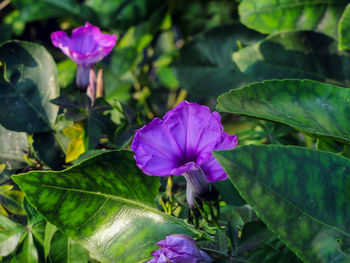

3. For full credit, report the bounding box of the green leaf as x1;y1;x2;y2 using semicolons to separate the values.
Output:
85;0;165;29
57;59;76;89
339;3;350;50
233;221;302;262
0;185;26;215
0;214;26;257
239;0;348;38
13;151;206;263
44;221;57;259
217;79;350;144
0;41;59;132
213;180;245;206
10;232;38;263
233;31;350;85
50;231;88;263
172;24;261;98
11;0;80;21
214;145;350;263
0;125;27;170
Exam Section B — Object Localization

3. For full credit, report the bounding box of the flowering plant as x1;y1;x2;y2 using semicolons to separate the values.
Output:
51;22;116;90
3;2;350;263
132;101;237;207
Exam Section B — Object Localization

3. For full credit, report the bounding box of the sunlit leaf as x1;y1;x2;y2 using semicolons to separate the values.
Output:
13;151;207;262
217;79;350;143
239;0;348;38
339;3;350;50
0;214;26;257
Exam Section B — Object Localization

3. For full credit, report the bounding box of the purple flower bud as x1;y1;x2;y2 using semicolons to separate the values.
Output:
147;234;213;263
131;101;237;182
51;22;117;89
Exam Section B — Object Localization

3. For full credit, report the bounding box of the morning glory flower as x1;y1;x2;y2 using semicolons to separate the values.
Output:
147;234;212;263
131;101;237;207
51;22;116;90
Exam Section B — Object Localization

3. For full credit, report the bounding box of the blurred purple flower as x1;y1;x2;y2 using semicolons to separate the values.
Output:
131;101;237;206
51;22;116;89
147;234;212;263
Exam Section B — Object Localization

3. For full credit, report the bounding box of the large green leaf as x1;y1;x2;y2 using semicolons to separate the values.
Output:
233;31;350;85
0;41;59;133
49;231;88;263
0;215;26;257
339;3;350;51
172;24;261;98
239;0;348;38
0;125;27;170
214;145;350;263
13;151;206;263
217;79;350;143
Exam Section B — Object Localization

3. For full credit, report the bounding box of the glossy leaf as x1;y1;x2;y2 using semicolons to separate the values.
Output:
0;41;59;132
172;25;260;97
0;125;27;170
50;231;88;263
339;3;350;50
214;145;350;263
233;31;350;85
10;232;38;263
0;214;26;257
13;151;206;263
217;79;350;143
239;0;348;38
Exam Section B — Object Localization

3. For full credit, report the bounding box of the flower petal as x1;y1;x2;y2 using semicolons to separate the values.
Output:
201;133;238;182
51;22;117;66
163;101;223;166
51;31;73;58
131;118;183;176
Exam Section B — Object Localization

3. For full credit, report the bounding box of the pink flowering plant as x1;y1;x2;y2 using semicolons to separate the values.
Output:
2;2;350;263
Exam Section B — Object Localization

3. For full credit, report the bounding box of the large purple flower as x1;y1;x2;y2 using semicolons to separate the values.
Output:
131;101;237;206
51;22;116;89
147;234;212;263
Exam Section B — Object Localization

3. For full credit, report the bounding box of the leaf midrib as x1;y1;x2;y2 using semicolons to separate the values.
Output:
17;178;199;236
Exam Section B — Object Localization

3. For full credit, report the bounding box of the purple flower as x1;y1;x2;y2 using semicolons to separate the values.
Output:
131;101;237;206
51;22;116;89
147;234;212;263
